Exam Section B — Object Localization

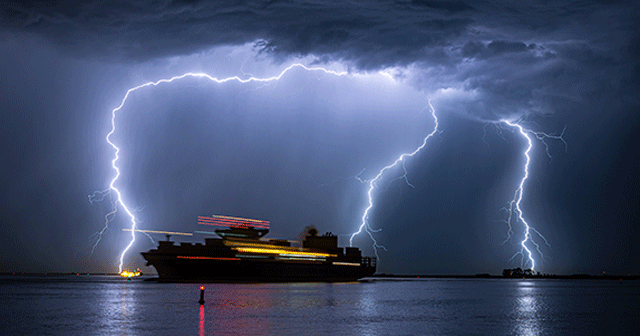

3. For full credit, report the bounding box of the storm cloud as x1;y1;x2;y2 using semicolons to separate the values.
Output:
3;0;637;119
1;1;639;274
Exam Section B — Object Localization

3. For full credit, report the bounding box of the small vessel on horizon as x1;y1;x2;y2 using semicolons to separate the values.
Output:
141;215;376;282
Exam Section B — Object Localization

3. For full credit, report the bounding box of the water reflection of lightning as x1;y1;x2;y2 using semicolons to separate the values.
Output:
91;64;352;272
350;101;439;257
501;119;566;271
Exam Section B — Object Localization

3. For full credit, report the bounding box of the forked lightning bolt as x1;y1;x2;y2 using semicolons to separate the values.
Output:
350;101;439;257
501;119;566;271
90;64;373;272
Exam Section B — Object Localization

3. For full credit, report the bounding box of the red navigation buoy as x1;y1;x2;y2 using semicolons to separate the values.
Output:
198;286;205;305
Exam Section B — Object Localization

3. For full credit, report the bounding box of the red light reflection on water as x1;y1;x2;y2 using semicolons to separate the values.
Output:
199;304;205;336
209;285;272;333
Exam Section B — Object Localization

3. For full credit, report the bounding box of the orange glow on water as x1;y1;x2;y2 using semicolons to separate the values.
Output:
119;269;141;278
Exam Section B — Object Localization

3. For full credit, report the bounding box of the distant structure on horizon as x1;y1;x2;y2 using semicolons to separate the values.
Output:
502;268;539;277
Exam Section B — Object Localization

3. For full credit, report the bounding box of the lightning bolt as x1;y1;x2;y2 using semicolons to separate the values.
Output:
350;101;439;257
500;119;566;271
90;64;382;272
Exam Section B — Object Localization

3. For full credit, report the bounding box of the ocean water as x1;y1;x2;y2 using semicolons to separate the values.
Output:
0;276;638;335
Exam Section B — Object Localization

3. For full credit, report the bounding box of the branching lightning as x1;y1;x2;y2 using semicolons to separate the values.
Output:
90;64;372;272
88;190;117;257
350;101;439;257
90;57;569;276
500;119;566;271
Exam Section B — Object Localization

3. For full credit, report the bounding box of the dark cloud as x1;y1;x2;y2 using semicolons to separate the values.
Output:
461;41;483;58
407;0;475;13
461;40;536;60
0;1;536;64
5;0;635;121
1;1;639;274
3;1;637;92
486;40;530;55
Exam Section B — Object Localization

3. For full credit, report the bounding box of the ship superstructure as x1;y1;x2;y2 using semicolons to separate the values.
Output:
141;215;376;282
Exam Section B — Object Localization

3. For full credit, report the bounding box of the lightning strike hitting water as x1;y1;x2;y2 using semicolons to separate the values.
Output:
89;64;382;272
350;101;439;257
500;119;566;271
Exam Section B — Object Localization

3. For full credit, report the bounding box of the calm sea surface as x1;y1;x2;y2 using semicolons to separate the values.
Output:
0;276;638;335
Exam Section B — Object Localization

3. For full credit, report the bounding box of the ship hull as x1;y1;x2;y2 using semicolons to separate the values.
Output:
142;252;376;282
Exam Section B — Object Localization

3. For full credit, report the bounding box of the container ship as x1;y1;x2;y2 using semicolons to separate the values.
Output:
141;215;376;282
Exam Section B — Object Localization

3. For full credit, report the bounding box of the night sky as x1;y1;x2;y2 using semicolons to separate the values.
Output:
1;1;638;275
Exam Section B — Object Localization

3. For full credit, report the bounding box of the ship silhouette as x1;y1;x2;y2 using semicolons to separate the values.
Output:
142;216;376;282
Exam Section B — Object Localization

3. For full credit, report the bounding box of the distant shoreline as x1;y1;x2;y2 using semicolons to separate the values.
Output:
370;274;640;280
0;272;137;277
2;272;639;280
